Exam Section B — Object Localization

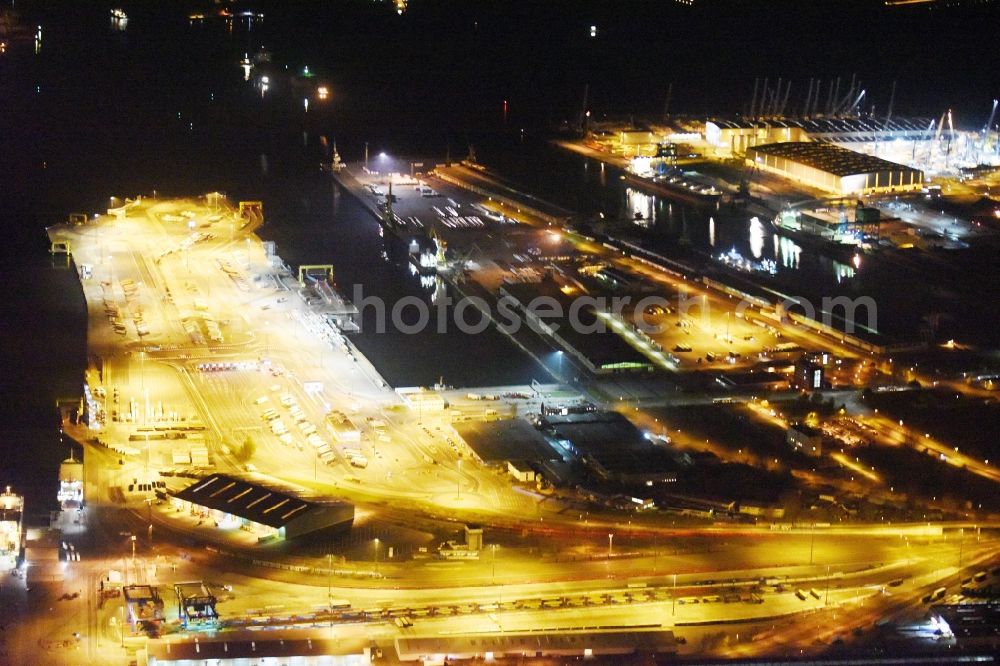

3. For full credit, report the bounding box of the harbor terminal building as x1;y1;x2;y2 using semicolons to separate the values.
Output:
746;142;924;195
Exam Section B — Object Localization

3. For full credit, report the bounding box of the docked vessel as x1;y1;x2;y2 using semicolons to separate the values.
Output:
622;170;722;207
769;208;868;263
0;486;24;571
58;453;84;510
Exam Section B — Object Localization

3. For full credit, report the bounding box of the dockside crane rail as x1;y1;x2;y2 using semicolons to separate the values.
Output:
946;109;955;166
778;80;792;117
298;264;335;287
875;81;897;154
769;77;782;117
885;80;897;125
982;99;998;135
848;89;866;116
933;110;947;144
238;201;263;218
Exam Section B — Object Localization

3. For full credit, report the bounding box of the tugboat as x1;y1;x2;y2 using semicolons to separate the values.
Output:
0;486;24;571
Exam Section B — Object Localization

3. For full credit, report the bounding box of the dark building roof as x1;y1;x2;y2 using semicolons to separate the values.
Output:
542;411;682;481
174;474;312;528
455;419;561;463
500;281;652;371
718;371;789;388
148;637;368;662
172;474;353;540
788;422;823;437
543;411;648;448
747;142;919;178
396;629;677;659
931;604;1000;644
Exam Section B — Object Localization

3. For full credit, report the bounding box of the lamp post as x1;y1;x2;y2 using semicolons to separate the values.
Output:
139;350;146;423
672;573;677;615
607;533;614;560
374;538;380;577
492;544;502;631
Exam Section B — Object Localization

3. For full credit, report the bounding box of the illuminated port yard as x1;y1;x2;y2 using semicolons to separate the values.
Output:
3;1;1000;665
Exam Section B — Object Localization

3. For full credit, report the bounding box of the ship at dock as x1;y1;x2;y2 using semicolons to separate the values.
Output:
622;169;722;207
0;486;24;571
768;204;873;263
58;453;84;510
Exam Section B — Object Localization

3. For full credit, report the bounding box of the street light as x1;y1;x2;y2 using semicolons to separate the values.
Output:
809;524;816;565
607;533;614;560
492;544;503;631
374;538;380;576
672;573;677;615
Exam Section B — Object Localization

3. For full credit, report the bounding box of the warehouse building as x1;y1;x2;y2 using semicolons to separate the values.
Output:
171;474;353;543
747;142;924;195
705;119;808;154
454;418;561;469
540;411;682;484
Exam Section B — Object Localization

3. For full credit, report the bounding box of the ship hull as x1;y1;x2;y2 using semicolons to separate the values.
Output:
623;172;722;208
0;488;24;571
768;216;863;263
